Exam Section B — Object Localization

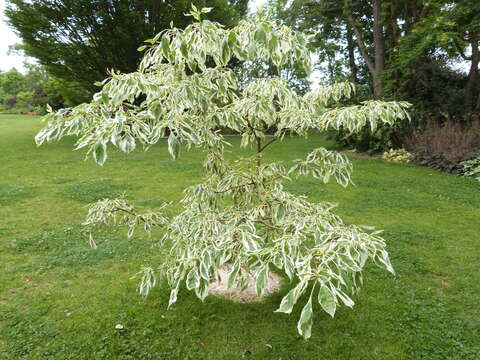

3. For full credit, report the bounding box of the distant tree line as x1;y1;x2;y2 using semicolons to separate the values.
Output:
0;64;89;114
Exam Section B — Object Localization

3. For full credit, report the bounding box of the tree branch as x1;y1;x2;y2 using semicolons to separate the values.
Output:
214;181;256;194
455;40;472;60
258;136;277;152
345;12;375;75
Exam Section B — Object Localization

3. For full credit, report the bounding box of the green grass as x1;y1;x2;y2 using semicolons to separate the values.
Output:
1;114;479;359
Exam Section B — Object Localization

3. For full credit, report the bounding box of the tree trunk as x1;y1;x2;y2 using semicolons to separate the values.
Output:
465;33;479;111
373;0;385;99
346;22;358;83
385;1;400;94
386;2;399;54
345;0;384;99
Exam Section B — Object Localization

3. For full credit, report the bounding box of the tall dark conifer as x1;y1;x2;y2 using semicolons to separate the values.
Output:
5;0;248;98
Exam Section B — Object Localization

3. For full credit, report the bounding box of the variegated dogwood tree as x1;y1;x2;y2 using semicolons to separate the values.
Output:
35;7;410;339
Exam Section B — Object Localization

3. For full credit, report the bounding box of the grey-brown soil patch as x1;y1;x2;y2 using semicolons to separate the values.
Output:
209;265;282;302
432;275;452;296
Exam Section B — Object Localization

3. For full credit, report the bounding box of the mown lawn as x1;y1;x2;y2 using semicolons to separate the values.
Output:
1;114;479;360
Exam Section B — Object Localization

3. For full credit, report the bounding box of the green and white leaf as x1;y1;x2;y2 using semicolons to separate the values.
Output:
297;295;314;339
318;283;336;317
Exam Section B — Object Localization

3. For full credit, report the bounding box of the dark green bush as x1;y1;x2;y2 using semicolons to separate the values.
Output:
329;121;407;154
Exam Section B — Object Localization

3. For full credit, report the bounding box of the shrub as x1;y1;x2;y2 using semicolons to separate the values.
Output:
33;106;47;116
330;125;396;154
405;120;480;173
382;148;413;163
35;7;410;339
460;153;480;181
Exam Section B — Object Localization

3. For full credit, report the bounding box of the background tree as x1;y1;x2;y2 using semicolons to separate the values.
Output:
271;0;480;157
276;0;385;98
5;0;248;100
0;64;83;114
273;0;480;114
267;0;364;85
394;0;480;112
0;68;27;111
35;8;410;338
0;68;26;98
